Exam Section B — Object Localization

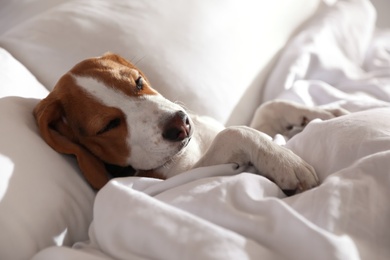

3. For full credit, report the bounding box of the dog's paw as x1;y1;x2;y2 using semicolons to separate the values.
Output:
250;100;351;139
267;147;319;195
284;107;349;138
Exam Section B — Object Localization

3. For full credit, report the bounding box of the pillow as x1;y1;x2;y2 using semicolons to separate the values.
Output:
0;49;95;260
0;0;321;125
0;48;48;99
285;108;390;182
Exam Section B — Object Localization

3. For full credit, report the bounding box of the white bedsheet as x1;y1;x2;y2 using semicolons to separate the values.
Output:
33;0;390;259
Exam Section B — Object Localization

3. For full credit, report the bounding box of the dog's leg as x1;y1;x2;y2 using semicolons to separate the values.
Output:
193;126;319;194
250;100;349;138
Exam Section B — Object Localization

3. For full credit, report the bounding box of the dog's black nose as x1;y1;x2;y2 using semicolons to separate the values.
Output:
162;111;191;142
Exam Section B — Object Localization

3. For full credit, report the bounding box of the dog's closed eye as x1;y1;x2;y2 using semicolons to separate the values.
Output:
97;118;121;135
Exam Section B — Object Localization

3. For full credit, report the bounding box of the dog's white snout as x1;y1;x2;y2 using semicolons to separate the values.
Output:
162;111;192;142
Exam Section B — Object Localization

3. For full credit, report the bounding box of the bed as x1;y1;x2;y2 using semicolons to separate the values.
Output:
1;0;390;259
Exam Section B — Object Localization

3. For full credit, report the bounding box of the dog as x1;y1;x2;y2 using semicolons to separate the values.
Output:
33;53;346;194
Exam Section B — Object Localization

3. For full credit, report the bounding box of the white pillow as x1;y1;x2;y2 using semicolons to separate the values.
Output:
285;108;390;182
0;49;95;260
0;48;48;99
0;0;320;125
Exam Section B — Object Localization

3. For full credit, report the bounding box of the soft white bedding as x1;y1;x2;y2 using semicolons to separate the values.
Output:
1;0;390;259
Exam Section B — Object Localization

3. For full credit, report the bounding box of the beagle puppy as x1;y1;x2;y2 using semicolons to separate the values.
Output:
33;53;345;193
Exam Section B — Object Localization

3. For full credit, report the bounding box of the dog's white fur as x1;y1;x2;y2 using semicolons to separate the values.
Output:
34;53;347;192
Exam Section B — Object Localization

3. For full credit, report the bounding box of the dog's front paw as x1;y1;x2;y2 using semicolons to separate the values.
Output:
268;147;319;195
284;106;349;138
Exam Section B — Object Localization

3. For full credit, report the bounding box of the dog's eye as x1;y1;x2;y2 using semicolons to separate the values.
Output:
97;118;121;135
135;76;143;91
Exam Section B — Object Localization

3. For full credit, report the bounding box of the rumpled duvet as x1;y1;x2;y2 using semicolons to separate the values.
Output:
33;0;390;259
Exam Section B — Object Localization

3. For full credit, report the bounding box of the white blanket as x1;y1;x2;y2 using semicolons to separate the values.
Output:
33;0;390;259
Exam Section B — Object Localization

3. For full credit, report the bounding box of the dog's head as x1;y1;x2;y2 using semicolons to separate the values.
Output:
34;53;193;189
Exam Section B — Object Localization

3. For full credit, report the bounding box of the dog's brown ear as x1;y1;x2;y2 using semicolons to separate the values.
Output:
33;95;110;190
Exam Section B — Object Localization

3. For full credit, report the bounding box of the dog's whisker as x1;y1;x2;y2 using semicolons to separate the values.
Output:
134;55;147;66
129;55;137;63
174;100;193;113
